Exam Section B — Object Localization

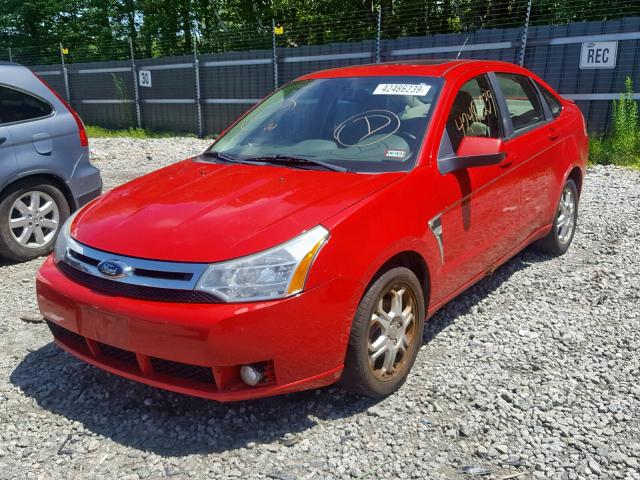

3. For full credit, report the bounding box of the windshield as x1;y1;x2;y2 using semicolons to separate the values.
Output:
207;76;443;173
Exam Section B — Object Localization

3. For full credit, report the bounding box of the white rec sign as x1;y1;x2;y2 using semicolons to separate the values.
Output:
580;41;618;69
138;69;152;87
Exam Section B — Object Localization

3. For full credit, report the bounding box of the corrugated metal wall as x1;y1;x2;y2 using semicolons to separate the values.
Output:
29;17;640;136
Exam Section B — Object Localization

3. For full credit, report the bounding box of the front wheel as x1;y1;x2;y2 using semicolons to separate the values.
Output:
342;267;425;397
532;179;578;256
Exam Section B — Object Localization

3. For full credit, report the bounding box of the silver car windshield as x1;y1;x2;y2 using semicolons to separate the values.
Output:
206;76;443;173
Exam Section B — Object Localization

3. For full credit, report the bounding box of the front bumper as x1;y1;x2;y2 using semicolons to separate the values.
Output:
36;256;352;402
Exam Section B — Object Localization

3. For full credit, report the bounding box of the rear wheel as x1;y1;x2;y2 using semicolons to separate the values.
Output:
0;179;70;262
342;267;425;397
532;179;578;256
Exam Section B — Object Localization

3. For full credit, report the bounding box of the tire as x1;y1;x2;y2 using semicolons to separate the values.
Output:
0;179;70;262
342;266;426;397
532;179;578;256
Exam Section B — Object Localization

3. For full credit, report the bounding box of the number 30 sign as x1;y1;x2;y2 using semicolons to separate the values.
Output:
138;70;152;88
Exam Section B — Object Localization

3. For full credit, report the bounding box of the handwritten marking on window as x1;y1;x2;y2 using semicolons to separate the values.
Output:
454;89;497;136
334;109;401;147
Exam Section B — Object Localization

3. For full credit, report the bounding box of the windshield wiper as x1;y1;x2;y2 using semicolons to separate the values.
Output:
203;152;348;172
201;151;267;166
249;155;349;172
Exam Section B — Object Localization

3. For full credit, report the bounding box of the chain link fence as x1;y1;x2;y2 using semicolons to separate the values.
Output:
1;0;638;136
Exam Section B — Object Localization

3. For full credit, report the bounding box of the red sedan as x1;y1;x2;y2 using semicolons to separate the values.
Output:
37;60;587;401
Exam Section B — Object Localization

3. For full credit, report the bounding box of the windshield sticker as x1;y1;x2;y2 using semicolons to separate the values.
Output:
373;83;431;96
385;149;407;159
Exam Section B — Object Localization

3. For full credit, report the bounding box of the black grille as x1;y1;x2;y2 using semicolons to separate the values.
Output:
134;268;193;281
67;250;193;281
68;249;100;266
46;320;220;390
98;342;138;366
58;261;220;303
150;357;215;386
47;320;88;352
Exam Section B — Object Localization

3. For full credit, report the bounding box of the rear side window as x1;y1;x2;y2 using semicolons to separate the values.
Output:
0;85;53;124
537;83;562;118
496;73;544;133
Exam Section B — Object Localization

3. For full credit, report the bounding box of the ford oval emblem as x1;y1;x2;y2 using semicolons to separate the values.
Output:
97;260;131;279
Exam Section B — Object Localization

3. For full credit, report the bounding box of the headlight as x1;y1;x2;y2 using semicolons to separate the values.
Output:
195;225;329;302
53;210;80;264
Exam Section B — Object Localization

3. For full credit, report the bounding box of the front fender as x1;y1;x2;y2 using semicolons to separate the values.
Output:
307;170;446;342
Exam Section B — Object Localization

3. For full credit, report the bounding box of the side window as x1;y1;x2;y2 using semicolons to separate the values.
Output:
537;83;562;118
444;74;502;152
0;86;53;125
496;73;544;133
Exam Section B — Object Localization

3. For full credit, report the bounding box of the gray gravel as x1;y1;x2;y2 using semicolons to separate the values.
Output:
1;138;639;480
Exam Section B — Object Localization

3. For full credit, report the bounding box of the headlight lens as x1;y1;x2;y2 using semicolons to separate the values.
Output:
53;210;80;264
195;225;329;302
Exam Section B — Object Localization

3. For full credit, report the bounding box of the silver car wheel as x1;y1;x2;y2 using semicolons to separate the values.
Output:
8;191;60;248
556;186;576;245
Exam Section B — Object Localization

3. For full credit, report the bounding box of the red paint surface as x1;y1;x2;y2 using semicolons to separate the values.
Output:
37;60;588;401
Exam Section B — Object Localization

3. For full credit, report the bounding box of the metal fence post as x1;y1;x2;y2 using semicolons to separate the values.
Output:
375;6;382;63
193;41;203;138
8;46;12;63
129;37;142;129
59;43;71;102
272;18;279;88
519;0;533;66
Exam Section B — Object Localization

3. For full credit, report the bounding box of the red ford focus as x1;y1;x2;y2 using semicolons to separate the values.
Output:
37;60;587;401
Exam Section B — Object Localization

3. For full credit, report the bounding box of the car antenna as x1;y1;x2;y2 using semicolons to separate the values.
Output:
456;37;469;60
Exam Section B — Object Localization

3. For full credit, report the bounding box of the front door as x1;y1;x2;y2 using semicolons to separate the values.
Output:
433;74;521;298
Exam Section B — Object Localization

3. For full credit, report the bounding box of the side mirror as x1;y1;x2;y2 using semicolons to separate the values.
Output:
439;136;506;174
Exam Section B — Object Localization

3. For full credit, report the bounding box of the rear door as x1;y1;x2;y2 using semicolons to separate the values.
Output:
0;123;17;187
492;72;562;238
435;74;521;297
0;84;57;176
0;85;19;187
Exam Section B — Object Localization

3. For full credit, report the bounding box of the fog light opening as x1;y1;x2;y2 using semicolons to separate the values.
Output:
240;364;264;387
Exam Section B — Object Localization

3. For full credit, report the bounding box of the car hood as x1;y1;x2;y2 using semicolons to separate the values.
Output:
72;158;403;262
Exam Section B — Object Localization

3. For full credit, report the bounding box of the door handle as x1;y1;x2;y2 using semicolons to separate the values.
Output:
499;160;514;169
0;137;6;146
548;128;559;141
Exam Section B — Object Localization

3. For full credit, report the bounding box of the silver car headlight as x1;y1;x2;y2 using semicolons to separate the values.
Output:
195;225;329;302
53;210;81;264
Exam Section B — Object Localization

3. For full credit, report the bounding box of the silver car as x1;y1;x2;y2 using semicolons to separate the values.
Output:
0;62;102;261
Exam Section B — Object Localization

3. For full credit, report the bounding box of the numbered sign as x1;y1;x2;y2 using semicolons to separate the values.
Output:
138;70;152;88
580;41;618;69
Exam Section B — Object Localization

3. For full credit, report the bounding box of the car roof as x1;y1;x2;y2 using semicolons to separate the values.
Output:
0;61;30;72
299;59;523;80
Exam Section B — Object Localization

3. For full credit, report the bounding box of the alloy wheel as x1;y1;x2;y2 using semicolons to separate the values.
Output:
8;191;60;248
368;283;418;381
556;186;576;245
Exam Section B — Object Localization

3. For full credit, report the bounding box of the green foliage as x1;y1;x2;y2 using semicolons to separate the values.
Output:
111;72;134;127
1;0;638;64
86;125;197;138
589;77;640;168
612;77;639;154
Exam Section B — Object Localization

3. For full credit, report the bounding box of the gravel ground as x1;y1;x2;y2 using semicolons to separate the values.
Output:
1;138;639;480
